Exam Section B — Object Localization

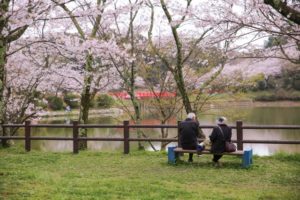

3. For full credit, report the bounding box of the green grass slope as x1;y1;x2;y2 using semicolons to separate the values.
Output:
0;147;299;200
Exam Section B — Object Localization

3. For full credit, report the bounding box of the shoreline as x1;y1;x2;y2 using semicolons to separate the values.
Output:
37;108;123;118
252;100;300;107
206;100;300;108
36;100;300;120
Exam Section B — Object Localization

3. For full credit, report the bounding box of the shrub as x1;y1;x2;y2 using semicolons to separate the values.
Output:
254;90;300;101
266;76;277;89
244;73;266;91
89;99;97;108
289;91;300;100
46;96;64;110
35;99;48;109
293;79;300;91
30;91;47;109
253;74;268;91
96;94;115;108
63;93;80;109
254;93;276;101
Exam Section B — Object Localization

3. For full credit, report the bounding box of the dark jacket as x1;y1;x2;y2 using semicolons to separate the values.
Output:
179;118;200;149
209;124;232;154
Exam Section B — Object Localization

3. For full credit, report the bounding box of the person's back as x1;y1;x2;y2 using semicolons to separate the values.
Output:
179;112;200;162
179;118;199;149
209;117;232;166
210;124;231;153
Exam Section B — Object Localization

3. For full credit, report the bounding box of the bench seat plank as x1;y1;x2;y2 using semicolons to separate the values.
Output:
174;147;244;156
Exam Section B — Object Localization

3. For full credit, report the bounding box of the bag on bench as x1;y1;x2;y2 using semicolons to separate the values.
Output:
225;141;236;152
218;126;236;152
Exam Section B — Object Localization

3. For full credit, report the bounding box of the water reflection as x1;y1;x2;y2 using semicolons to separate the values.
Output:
15;106;300;155
39;141;73;152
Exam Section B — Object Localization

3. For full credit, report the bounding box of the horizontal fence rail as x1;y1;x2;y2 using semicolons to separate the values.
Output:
0;120;300;154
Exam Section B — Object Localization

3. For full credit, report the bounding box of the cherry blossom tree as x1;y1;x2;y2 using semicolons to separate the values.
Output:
2;41;55;138
146;0;236;114
109;0;149;150
0;0;51;146
49;0;127;149
145;0;299;117
1;0;299;149
139;56;183;150
215;0;299;64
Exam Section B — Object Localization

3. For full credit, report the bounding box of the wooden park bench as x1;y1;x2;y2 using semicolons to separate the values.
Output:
168;147;253;168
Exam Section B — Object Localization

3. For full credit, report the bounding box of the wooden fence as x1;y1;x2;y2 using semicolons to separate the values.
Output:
0;120;300;154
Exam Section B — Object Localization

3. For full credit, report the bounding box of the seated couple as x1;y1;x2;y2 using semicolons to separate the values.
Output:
178;112;232;166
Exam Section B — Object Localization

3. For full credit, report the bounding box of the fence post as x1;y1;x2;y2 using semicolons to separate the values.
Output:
25;120;31;152
123;120;130;154
236;120;243;151
73;121;79;154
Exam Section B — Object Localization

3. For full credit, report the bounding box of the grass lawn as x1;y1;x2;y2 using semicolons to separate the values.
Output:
0;147;299;200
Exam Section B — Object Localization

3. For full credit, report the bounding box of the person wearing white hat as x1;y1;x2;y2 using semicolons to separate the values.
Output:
179;112;200;162
209;116;232;167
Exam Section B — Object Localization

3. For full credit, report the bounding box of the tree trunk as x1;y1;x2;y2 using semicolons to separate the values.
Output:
0;37;8;147
174;71;192;113
78;54;93;150
160;120;168;150
128;4;144;150
129;89;144;150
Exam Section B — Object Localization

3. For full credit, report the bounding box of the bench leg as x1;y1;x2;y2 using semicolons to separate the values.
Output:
175;152;179;163
250;148;253;164
242;148;253;168
168;146;177;164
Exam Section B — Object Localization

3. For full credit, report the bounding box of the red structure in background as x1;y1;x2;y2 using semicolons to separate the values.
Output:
110;91;176;99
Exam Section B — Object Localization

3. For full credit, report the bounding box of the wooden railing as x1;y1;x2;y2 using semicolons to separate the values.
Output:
1;120;300;154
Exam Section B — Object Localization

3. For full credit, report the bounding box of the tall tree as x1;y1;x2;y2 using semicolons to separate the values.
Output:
109;0;146;150
50;0;123;149
0;0;50;146
147;0;234;115
139;55;183;150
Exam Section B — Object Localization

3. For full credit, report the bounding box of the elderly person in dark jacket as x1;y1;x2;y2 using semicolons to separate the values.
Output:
209;117;232;166
179;112;200;162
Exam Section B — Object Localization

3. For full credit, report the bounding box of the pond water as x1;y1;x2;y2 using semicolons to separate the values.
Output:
15;104;300;156
199;106;300;156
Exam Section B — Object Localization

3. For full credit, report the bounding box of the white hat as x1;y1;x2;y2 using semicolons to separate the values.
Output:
216;116;227;125
187;112;196;119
